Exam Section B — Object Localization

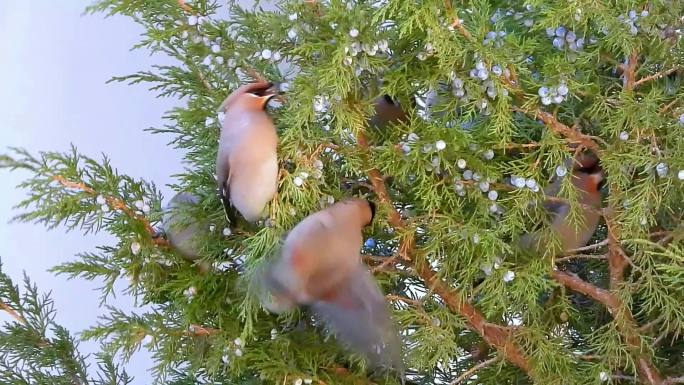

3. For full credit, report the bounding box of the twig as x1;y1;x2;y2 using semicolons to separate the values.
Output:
624;50;639;90
612;374;637;382
634;67;680;87
514;107;601;152
443;0;473;41
565;239;609;254
449;357;500;385
187;324;221;337
551;271;663;385
0;301;26;324
604;214;628;291
52;176;168;247
555;253;608;263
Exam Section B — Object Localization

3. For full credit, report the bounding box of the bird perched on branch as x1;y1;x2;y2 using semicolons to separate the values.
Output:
518;152;605;256
216;81;279;225
253;198;404;378
160;192;211;272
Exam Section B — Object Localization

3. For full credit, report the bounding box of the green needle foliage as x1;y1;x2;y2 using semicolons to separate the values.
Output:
1;0;684;384
0;260;132;385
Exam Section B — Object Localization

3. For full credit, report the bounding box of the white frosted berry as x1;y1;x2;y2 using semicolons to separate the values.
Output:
435;140;447;151
678;169;684;180
479;181;490;192
512;176;526;188
482;263;493;276
101;204;109;212
294;379;303;385
271;328;278;339
223;227;232;236
503;270;515;282
234;348;243;357
184;286;197;298
261;49;272;60
488;190;498;201
222;354;230;364
538;86;550;97
472;233;481;244
679;113;684;125
472;172;482;182
209;224;216;232
96;195;106;205
289;13;298;21
557;84;569;96
463;170;473;180
619;131;629;141
541;96;552;105
599;372;610;382
287;29;298;40
131;242;141;256
234;337;243;347
227;58;237;69
656;162;669;177
454;181;465;191
556;165;568;177
187;15;198;26
483;149;495;160
211;44;221;54
293;176;304;186
489;203;499;213
525;178;538;189
349;28;359;38
457;159;467;169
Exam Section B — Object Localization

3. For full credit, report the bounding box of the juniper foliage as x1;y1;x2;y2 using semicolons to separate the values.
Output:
1;0;684;384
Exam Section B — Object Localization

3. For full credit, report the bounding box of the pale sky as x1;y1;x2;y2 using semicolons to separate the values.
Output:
0;1;181;383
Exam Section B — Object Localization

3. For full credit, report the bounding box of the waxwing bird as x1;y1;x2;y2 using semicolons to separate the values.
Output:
369;95;409;129
216;82;279;224
161;192;211;272
254;199;404;376
518;158;605;256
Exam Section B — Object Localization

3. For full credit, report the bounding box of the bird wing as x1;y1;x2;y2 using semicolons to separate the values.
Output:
310;265;403;375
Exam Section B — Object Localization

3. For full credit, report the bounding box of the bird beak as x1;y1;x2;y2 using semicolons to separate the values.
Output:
258;86;278;109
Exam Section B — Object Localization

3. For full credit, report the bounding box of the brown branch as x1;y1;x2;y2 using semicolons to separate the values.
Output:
624;50;639;90
0;301;26;324
52;176;168;247
515;107;601;152
443;1;473;41
356;131;533;375
604;213;628;291
449;357;500;385
187;324;221;337
634;67;680;87
551;271;663;385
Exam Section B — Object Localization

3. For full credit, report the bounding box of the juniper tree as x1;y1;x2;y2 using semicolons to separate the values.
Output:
1;0;684;385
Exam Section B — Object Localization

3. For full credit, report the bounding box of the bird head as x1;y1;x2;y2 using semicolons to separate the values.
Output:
217;81;279;112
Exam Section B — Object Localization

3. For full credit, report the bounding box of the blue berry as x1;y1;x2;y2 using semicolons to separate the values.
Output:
552;37;565;49
364;238;377;248
555;26;567;37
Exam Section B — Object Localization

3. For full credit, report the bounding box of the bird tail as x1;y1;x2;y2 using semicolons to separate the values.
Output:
219;189;239;227
310;265;404;379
